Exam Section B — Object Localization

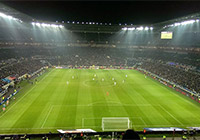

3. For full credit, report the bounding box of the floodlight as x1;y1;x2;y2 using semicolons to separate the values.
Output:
137;26;143;30
128;27;135;31
36;23;40;26
181;20;195;25
122;27;128;31
145;27;149;30
174;23;181;26
0;12;19;21
150;27;153;30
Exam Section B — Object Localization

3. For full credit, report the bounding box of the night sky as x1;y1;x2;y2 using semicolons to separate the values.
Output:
3;1;200;25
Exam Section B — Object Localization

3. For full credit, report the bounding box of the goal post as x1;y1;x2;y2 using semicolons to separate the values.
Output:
102;117;132;131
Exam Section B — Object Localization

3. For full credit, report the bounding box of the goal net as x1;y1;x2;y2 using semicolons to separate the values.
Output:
102;117;132;131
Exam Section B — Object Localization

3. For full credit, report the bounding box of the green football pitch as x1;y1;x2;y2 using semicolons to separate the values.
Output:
0;69;200;134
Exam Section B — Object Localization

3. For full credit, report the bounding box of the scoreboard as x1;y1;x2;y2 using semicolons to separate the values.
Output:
161;32;173;39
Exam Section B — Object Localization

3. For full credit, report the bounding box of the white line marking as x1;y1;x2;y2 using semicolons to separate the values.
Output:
41;106;53;128
0;69;54;119
139;117;147;126
159;105;184;126
1;124;200;130
150;78;200;109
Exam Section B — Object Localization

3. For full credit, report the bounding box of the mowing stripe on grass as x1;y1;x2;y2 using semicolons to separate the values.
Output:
0;69;53;119
158;105;184;126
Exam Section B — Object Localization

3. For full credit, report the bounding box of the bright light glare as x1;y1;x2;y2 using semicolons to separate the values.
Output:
0;12;22;22
145;27;149;30
180;20;195;25
31;22;64;28
122;26;152;31
128;27;135;31
136;26;144;30
122;27;128;31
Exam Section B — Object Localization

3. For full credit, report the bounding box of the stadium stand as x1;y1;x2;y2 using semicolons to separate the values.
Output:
0;3;200;140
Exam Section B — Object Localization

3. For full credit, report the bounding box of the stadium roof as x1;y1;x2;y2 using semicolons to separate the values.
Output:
0;2;200;32
2;1;200;24
0;3;33;22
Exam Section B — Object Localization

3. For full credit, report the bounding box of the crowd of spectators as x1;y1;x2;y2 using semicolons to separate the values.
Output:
139;61;200;94
0;58;44;92
0;46;199;95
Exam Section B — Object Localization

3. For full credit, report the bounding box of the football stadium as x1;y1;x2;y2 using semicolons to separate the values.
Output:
0;1;200;140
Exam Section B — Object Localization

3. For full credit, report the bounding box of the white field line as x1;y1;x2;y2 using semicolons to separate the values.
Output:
1;124;200;130
150;78;200;109
41;105;53;128
139;117;147;126
0;69;54;119
159;104;184;126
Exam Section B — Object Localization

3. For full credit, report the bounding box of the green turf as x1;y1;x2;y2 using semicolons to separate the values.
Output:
0;69;200;134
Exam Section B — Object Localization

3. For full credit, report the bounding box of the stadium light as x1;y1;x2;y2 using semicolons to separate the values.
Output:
128;27;135;31
150;27;153;30
136;26;144;30
122;27;127;31
196;19;199;22
144;27;149;30
180;20;195;25
0;12;22;22
31;22;64;28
